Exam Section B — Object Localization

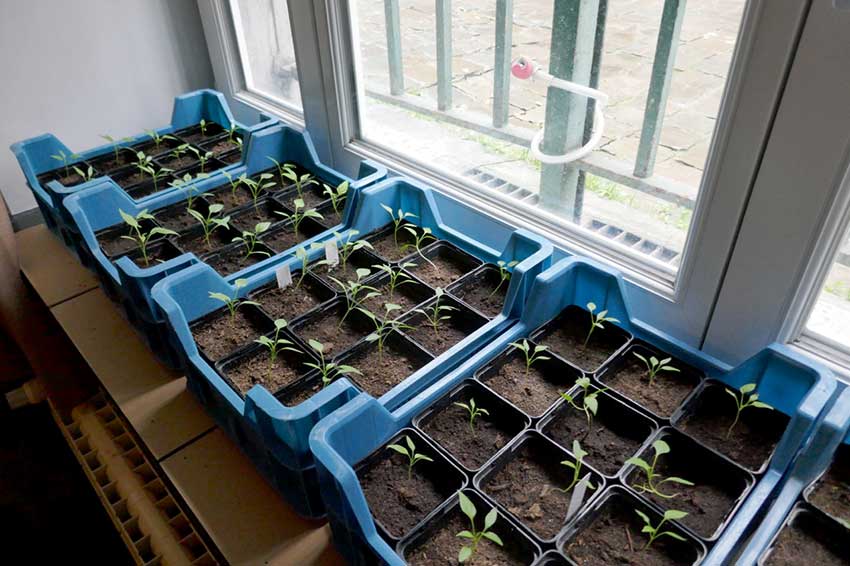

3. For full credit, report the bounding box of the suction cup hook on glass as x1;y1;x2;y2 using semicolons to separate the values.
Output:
511;55;608;165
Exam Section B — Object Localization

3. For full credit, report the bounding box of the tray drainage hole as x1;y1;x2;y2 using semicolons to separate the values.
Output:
156;499;181;520
95;405;114;421
67;422;82;438
125;447;145;468
106;420;125;438
103;482;122;505
114;432;135;452
133;462;156;484
135;534;157;563
144;478;168;502
75;436;92;455
94;466;110;487
179;533;206;560
191;553;217;566
83;450;101;470
113;499;131;523
123;516;143;542
169;515;193;540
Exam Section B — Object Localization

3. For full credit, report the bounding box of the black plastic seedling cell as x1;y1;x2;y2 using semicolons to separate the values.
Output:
289;298;375;359
355;428;466;544
189;302;273;364
803;443;850;527
174;121;227;145
475;430;606;544
216;336;315;399
758;504;850;565
540;388;657;478
402;296;488;357
358;269;434;317
37;159;100;188
314;247;385;289
475;341;584;420
448;263;512;319
201;240;276;277
622;427;755;541
400;489;541;566
531;304;632;374
598;342;703;421
87;148;138;175
559;486;705;565
414;379;530;473
248;271;336;324
404;239;483;289
229;197;291;232
672;379;789;475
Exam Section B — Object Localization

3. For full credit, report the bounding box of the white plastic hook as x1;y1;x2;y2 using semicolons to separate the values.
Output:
511;56;608;165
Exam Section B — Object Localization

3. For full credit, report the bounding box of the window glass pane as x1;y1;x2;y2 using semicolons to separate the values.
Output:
230;0;302;110
806;232;850;347
351;0;746;269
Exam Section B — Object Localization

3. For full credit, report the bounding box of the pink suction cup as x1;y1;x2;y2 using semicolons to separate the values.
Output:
511;57;535;80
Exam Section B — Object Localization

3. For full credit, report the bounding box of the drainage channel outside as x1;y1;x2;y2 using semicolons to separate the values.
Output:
464;168;681;267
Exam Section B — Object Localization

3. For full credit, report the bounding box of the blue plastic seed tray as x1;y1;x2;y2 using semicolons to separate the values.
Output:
309;255;836;565
10;89;277;247
151;176;553;517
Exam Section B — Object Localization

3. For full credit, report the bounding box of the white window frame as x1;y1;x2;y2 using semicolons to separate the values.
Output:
198;0;850;365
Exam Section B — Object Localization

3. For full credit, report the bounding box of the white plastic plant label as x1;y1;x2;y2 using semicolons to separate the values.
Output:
276;264;292;289
565;473;591;521
324;240;340;267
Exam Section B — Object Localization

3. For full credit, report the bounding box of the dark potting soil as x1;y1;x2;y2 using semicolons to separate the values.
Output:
218;151;242;165
205;246;267;277
564;500;695;566
115;170;148;188
765;522;847;566
127;182;164;199
322;207;344;228
133;139;179;157
158;155;197;171
176;231;230;256
192;309;264;362
625;449;737;539
544;400;647;476
602;356;696;418
316;258;375;288
540;322;624;373
277;376;323;407
260;226;304;254
213;188;254;211
97;229;135;257
277;188;326;210
360;446;450;539
481;442;575;540
293;309;368;358
369;227;420;263
452;268;507;318
49;169;88;187
676;385;786;472
155;204;198;233
204;138;240;156
345;342;430;397
126;244;174;269
809;451;850;526
360;281;432;316
409;252;472;289
254;281;328;322
405;513;526;566
91;153;131;172
482;357;570;418
405;315;473;356
222;349;306;396
231;206;281;232
180;129;220;145
421;402;514;470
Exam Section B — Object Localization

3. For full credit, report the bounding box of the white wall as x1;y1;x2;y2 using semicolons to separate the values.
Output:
0;0;214;215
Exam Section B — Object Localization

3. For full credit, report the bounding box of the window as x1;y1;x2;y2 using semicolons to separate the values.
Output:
806;235;850;349
229;0;302;111
346;0;746;273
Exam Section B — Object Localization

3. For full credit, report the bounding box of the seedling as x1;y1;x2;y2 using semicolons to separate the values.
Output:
401;225;436;266
634;508;688;550
360;303;412;360
189;146;214;173
268;157;292;185
453;397;489;434
169;143;191;163
232;222;271;259
386;435;433;480
100;134;133;162
72;164;96;183
140;164;172;192
243;173;275;209
456;492;503;563
560;377;607;431
335;230;373;269
199;119;209;136
413;288;456;337
118;209;177;266
725;383;773;439
275;198;323;235
372;262;417;299
292;244;325;288
330;268;380;327
633;352;680;386
626;440;694;499
380;203;417;246
50;150;81;177
583;301;620;347
226;123;238;142
559;440;596;493
322;180;349;215
144;129;176;151
508;339;550;375
304;339;361;387
135;151;153;175
188;202;230;249
255;319;301;374
209;278;258;325
281;165;317;200
490;260;518;297
169;173;209;210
